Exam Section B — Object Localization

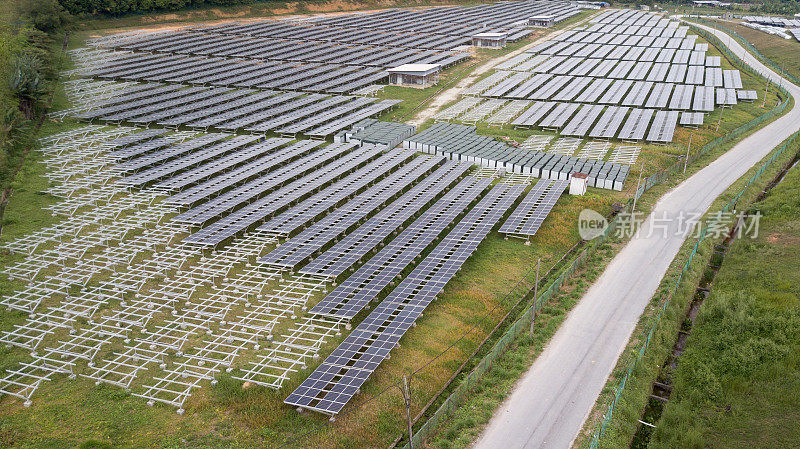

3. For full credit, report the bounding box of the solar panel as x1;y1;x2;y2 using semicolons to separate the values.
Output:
692;85;715;112
499;178;568;236
166;140;331;208
307;176;491;319
617;108;654;140
257;155;442;268
722;69;743;89
589;106;630;139
669;84;694;110
285;182;524;415
644;82;673;109
716;87;738;106
511;101;556;127
646;110;679;142
561;104;604;137
300;160;471;277
737;90;758;101
538;102;580;129
679;111;704;126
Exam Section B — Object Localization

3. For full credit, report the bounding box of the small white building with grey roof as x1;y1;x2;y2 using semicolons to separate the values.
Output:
472;32;508;48
387;63;441;87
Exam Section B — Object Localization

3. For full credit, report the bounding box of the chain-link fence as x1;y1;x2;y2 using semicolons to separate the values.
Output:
584;25;797;447
396;21;793;449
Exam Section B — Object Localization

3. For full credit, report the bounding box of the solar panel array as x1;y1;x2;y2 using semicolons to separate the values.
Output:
299;160;472;278
3;1;638;420
82;1;580;97
404;122;630;190
258;157;459;269
5;118;551;413
743;15;800;28
65;80;401;138
499;178;569;237
285;181;525;415
180;145;395;246
447;9;756;143
308;176;491;318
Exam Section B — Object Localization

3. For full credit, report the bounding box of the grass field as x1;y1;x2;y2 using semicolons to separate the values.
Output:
0;6;792;449
648;154;800;449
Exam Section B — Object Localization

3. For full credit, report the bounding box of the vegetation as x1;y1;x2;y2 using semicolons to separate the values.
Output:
751;0;800;15
574;130;800;449
657;0;800;15
0;0;69;234
649;151;800;449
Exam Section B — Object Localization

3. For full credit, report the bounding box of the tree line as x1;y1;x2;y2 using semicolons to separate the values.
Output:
59;0;260;16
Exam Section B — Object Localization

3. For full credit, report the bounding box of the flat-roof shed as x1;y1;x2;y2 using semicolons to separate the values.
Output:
472;32;508;48
387;63;441;87
529;15;555;27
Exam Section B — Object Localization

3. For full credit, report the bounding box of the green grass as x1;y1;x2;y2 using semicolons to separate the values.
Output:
0;11;608;449
648;151;800;449
426;240;620;449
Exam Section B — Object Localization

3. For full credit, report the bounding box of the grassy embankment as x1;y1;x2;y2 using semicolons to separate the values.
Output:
571;18;800;448
711;19;800;82
423;22;795;449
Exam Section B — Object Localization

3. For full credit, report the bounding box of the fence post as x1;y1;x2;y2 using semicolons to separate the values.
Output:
529;258;540;337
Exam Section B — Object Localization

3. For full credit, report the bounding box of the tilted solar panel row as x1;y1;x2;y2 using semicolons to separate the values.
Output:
254;150;416;237
258;155;444;268
173;142;362;224
299;160;471;278
180;145;385;246
499;179;569;236
165;140;327;207
285;181;524;415
308;176;492;319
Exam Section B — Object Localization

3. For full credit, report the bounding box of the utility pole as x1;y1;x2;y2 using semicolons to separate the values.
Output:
763;76;771;108
632;160;645;213
402;375;414;449
684;132;693;174
529;258;540;337
716;103;725;132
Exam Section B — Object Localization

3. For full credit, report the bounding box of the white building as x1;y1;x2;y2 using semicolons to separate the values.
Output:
472;32;508;48
529;15;555;27
387;64;442;87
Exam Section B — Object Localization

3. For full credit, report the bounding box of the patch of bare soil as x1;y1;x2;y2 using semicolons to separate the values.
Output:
767;233;800;246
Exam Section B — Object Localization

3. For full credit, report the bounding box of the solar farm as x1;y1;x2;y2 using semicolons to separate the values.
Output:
436;9;758;144
0;1;785;447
